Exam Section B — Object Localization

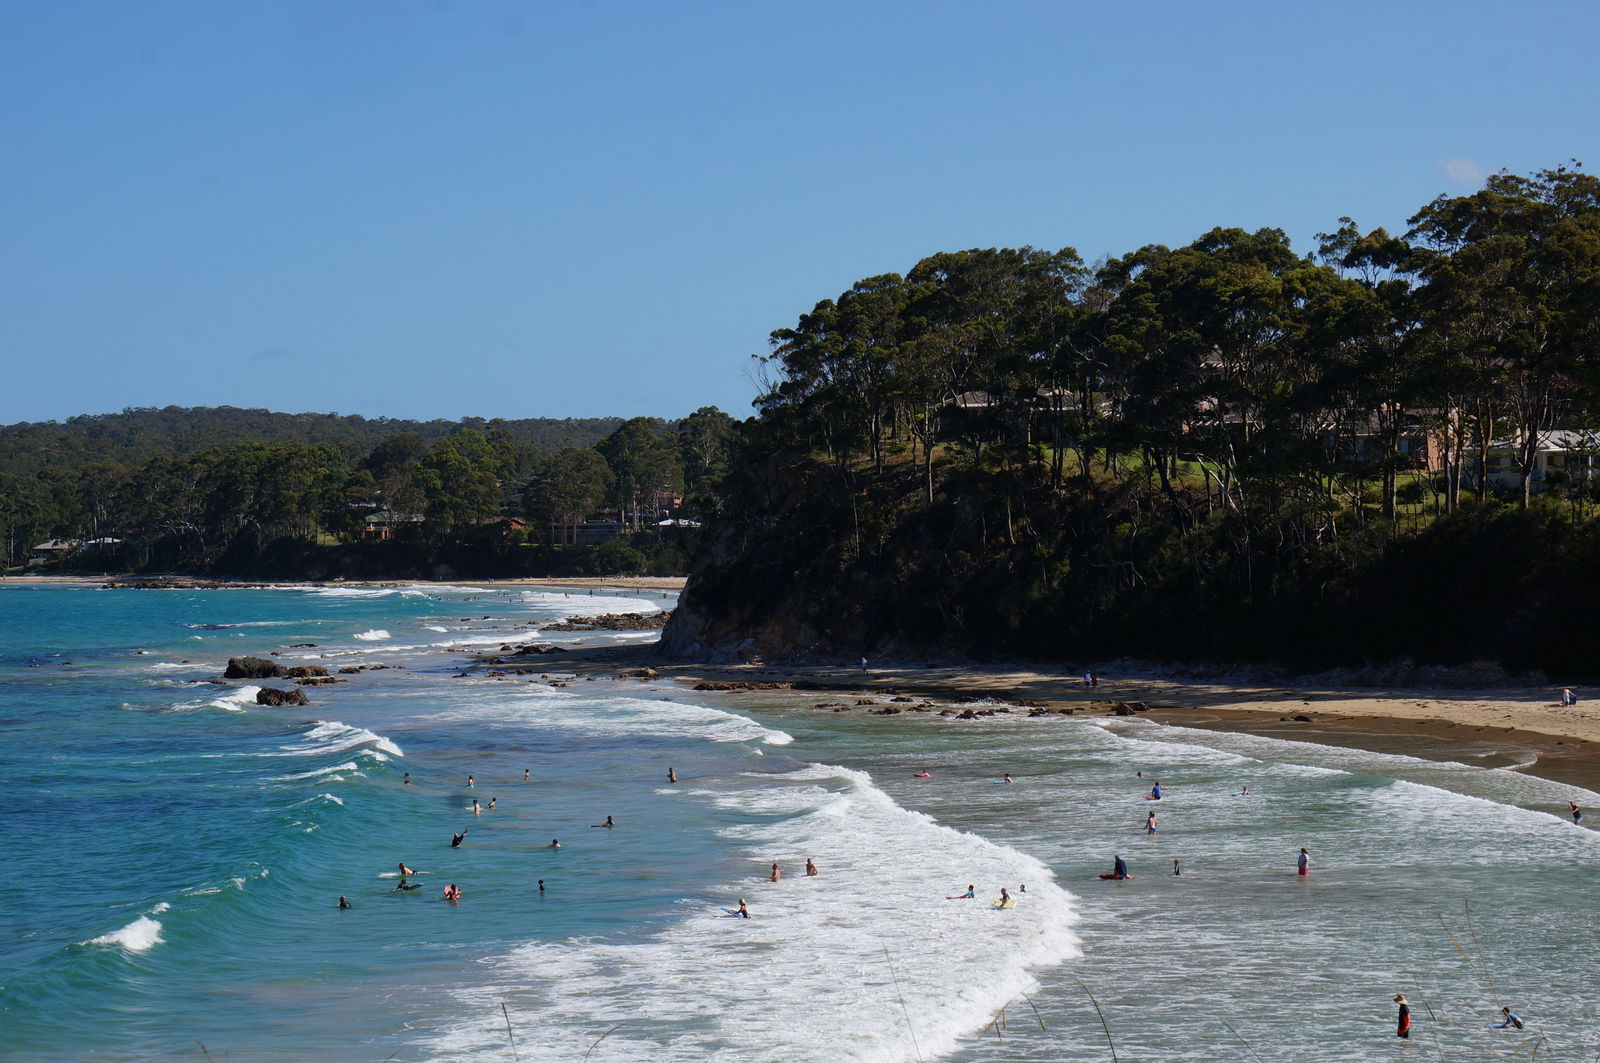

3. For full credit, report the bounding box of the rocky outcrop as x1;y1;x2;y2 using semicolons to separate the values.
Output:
286;665;329;678
543;611;673;632
256;686;309;706
225;656;289;679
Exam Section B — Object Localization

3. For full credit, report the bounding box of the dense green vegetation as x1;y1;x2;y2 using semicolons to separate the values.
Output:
1;406;738;578
663;164;1600;674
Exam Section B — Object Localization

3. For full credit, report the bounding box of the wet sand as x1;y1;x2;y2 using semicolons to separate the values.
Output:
482;643;1600;796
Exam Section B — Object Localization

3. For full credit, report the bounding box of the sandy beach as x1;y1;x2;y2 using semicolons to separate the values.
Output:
481;639;1600;796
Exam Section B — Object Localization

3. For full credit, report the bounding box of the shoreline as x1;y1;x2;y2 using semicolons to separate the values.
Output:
1;574;687;592
480;642;1600;798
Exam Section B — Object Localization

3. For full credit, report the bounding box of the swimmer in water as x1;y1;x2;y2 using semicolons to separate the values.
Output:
452;830;468;848
1297;848;1309;876
1173;859;1181;876
403;772;411;785
668;767;677;784
398;862;416;876
805;858;818;876
487;797;496;810
999;887;1012;904
1003;774;1014;783
471;799;481;815
769;862;781;882
1111;855;1129;879
549;839;561;849
466;775;474;788
537;879;545;893
443;884;460;903
1571;802;1583;824
956;884;975;898
734;898;749;918
593;816;614;828
338;895;351;909
523;768;530;781
394;881;422;891
1145;811;1158;834
1150;781;1162;800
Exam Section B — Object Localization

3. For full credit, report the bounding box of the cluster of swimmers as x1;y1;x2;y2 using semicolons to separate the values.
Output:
340;766;643;908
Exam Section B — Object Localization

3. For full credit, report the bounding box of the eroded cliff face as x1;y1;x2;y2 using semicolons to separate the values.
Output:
654;518;939;663
655;526;833;661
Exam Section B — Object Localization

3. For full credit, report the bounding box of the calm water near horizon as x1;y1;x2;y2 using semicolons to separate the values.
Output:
3;583;1597;1061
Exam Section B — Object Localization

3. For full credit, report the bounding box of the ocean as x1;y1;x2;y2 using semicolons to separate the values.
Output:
2;582;1598;1062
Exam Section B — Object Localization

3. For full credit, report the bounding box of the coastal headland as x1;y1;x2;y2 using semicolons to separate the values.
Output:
20;573;1596;794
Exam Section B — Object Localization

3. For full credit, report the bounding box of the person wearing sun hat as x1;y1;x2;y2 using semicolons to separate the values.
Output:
1393;994;1411;1038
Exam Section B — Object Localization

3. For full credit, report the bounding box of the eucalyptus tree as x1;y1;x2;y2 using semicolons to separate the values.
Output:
1408;163;1600;507
525;446;614;545
413;428;512;530
596;418;682;530
676;406;740;521
1313;220;1430;525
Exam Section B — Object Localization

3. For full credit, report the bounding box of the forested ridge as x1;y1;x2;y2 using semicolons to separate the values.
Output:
661;164;1600;675
1;405;739;579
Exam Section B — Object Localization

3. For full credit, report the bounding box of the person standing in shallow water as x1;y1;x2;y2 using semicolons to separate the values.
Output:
667;767;677;784
769;862;781;882
1297;848;1309;876
805;858;817;876
1393;994;1411;1038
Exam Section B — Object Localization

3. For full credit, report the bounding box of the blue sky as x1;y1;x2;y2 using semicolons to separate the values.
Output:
3;1;1596;426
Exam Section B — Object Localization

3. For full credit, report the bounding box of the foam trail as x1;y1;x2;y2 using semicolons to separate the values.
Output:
353;629;391;641
263;720;404;759
84;915;164;952
429;689;791;746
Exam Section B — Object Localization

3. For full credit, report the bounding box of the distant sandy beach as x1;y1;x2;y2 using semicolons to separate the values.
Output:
1;573;687;592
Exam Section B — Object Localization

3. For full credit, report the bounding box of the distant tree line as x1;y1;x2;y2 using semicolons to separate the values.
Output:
665;164;1600;673
1;405;739;577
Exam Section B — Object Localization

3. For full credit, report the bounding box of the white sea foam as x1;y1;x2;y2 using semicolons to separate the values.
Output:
425;625;450;632
424;761;1080;1063
353;629;391;641
161;685;260;713
84;915;164;952
428;689;791;746
276;761;359;781
264;720;404;759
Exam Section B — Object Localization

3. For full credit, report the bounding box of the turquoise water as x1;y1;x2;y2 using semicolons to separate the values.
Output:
2;584;1598;1061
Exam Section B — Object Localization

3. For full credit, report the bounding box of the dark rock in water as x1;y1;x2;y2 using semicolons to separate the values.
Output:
544;611;673;633
296;676;344;686
1292;714;1314;722
256;686;309;706
286;665;329;678
225;656;288;679
338;666;362;674
616;667;660;679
